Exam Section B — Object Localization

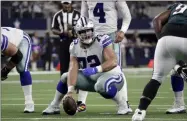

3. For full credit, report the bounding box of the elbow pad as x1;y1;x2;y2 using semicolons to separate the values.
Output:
10;49;23;64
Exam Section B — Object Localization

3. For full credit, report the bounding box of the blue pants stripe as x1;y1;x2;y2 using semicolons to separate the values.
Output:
105;74;123;92
23;32;32;71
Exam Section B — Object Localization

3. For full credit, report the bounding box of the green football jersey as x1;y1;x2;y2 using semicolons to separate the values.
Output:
168;3;187;25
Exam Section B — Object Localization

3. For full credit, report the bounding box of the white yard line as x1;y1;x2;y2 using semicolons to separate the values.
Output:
1;117;187;121
1;80;55;84
8;68;153;76
1;104;172;107
0;96;174;100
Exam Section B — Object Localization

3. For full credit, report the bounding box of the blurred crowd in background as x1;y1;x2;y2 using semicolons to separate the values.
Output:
2;1;185;71
2;1;178;19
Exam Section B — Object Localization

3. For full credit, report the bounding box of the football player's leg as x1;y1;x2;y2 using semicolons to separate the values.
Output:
75;71;97;112
16;34;34;113
77;90;88;112
109;32;132;112
166;70;186;114
42;72;68;115
94;69;130;114
132;37;176;121
43;71;95;115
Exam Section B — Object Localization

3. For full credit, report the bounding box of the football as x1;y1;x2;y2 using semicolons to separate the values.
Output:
63;96;77;116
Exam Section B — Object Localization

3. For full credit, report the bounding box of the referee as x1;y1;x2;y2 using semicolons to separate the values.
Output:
51;0;80;75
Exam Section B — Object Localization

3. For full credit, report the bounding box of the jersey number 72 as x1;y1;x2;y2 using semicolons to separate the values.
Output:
93;3;106;23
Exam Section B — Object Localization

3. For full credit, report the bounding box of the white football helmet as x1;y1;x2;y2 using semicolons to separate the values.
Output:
75;17;94;44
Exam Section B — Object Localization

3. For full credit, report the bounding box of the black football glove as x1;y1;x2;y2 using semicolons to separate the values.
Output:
1;66;11;81
175;60;187;82
181;67;187;83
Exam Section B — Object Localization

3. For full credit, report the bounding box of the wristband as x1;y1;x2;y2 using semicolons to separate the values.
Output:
96;65;103;72
68;86;75;93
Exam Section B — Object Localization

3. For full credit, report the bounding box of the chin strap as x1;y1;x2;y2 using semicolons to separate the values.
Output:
81;39;95;47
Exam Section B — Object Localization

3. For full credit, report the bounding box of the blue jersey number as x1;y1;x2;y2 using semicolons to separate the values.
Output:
93;3;106;23
77;55;101;68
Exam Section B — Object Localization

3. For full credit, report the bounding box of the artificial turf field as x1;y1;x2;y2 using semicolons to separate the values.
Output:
1;69;187;121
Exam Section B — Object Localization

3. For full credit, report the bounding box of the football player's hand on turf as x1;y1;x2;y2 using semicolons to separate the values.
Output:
63;92;77;116
82;67;98;76
65;92;73;98
1;66;10;81
115;31;125;43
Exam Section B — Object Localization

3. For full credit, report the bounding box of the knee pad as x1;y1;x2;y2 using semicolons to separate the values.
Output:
60;73;68;83
20;71;32;86
171;74;184;92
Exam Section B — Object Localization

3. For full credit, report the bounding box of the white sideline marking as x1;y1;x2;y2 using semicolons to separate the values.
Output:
96;96;187;99
1;117;186;121
1;104;172;107
132;92;170;94
8;68;153;76
3;96;185;101
1;80;55;84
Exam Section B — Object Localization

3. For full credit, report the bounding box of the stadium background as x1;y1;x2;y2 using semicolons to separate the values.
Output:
2;1;174;69
1;1;187;121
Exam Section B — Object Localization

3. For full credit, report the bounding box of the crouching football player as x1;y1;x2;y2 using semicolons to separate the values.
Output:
1;27;34;113
42;17;131;115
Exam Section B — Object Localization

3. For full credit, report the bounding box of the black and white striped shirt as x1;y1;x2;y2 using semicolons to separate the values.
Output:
51;9;80;33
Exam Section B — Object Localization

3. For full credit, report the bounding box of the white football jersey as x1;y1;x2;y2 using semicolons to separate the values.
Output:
70;34;112;69
1;27;23;47
81;0;131;35
84;1;117;35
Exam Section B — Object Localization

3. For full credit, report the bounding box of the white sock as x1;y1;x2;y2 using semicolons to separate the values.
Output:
174;91;185;105
121;73;128;101
22;85;33;104
78;90;88;104
51;90;64;106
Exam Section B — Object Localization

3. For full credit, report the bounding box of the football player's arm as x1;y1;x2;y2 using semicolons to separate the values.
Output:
81;0;89;17
1;41;23;81
67;55;79;93
2;40;23;67
101;44;118;72
116;1;132;34
153;10;171;38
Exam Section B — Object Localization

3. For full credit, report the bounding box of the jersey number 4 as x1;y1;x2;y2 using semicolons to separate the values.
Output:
93;3;106;23
173;4;187;15
77;55;101;68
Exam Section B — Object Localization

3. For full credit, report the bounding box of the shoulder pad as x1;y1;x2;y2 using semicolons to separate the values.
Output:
167;3;180;10
98;34;113;48
69;39;79;55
